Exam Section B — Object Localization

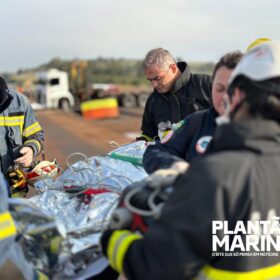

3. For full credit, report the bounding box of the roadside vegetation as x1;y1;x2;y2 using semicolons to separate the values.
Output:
2;57;215;91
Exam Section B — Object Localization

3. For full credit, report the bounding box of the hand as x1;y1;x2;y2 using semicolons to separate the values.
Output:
170;161;189;173
146;161;189;189
14;147;34;167
146;168;180;189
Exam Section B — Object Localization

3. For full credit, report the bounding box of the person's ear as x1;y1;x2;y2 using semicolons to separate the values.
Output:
169;63;177;73
234;88;246;102
230;87;246;111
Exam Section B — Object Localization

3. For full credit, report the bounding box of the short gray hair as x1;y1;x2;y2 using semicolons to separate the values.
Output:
143;48;177;71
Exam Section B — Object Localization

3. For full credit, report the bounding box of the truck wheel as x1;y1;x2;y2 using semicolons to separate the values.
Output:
121;94;137;108
59;99;71;111
137;93;149;108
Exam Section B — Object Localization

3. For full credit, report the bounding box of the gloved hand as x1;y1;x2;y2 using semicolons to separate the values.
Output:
145;165;183;189
170;160;189;174
6;166;28;197
101;229;142;274
108;165;190;233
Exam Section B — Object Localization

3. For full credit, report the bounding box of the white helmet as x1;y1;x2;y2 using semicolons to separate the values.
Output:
228;41;280;89
246;37;271;51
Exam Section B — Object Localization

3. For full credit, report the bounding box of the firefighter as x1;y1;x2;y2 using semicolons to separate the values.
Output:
137;48;212;141
0;76;44;196
101;41;280;279
143;51;243;174
0;172;48;279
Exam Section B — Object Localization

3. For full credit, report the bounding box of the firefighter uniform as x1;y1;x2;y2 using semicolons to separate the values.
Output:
0;172;48;279
102;119;280;280
0;77;44;174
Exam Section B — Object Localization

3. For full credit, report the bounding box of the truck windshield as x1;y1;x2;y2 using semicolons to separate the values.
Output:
49;78;60;86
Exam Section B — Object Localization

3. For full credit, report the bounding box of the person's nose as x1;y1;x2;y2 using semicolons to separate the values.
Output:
222;93;230;103
151;80;158;88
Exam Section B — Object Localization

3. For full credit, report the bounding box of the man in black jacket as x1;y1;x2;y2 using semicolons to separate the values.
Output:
137;48;212;141
143;51;243;174
102;41;280;279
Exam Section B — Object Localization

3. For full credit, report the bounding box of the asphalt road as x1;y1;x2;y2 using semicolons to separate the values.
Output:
36;108;143;170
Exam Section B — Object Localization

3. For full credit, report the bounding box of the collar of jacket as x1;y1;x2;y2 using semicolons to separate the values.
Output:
170;61;191;94
207;119;280;155
0;77;13;112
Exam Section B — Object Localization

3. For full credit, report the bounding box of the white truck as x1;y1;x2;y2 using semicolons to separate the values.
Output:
36;69;75;110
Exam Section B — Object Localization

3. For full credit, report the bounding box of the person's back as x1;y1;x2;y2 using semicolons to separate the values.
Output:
183;118;280;278
183;41;280;278
138;48;212;141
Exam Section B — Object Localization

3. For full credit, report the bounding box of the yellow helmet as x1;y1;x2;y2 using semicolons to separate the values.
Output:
246;38;271;51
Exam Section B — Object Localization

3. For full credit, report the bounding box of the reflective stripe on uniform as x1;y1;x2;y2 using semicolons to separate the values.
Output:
107;230;142;273
23;122;42;137
199;263;280;280
36;270;49;280
0;212;16;240
0;116;24;133
24;139;41;152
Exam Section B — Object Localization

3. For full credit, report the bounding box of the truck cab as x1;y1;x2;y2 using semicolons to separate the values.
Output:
36;69;75;110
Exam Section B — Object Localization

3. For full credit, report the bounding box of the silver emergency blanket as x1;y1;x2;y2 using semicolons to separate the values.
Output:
10;154;147;278
108;140;150;165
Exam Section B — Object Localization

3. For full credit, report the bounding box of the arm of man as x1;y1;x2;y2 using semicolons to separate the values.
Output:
138;94;157;141
14;96;44;167
143;117;194;174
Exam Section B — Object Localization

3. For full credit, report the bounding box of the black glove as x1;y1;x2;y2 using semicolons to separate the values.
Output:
100;229;114;257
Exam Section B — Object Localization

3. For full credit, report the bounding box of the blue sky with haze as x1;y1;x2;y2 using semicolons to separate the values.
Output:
0;0;279;72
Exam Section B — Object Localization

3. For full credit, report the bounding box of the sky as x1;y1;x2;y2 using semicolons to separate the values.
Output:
0;0;279;72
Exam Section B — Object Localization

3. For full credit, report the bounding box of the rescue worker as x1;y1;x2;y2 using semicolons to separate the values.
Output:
137;48;212;141
0;76;44;195
143;51;243;174
0;172;48;279
101;41;280;279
